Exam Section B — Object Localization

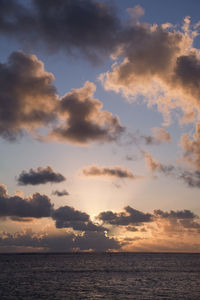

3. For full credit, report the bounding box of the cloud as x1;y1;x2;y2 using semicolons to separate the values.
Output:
125;154;138;161
100;16;200;124
50;81;124;145
52;205;105;232
0;0;30;35
0;229;120;252
98;206;152;226
144;151;162;172
98;206;200;233
17;166;66;185
123;239;200;253
74;231;120;252
97;206;200;252
126;5;145;23
181;123;200;170
143;150;200;188
0;0;120;62
0;51;57;140
0;52;124;145
52;190;69;197
81;165;137;180
143;128;171;145
143;151;175;174
0;184;53;218
1;201;200;252
143;151;200;187
143;151;200;188
154;209;197;220
179;170;200;188
153;208;200;236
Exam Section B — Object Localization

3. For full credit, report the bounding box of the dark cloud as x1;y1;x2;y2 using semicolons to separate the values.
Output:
50;81;124;145
52;205;89;224
179;170;200;188
74;231;120;252
154;209;197;220
0;0;120;62
52;190;69;197
0;230;120;252
0;0;30;36
98;206;152;226
0;184;107;232
52;205;105;232
0;184;53;218
174;54;200;101
0;52;124;145
17;166;66;185
33;0;120;61
0;51;57;140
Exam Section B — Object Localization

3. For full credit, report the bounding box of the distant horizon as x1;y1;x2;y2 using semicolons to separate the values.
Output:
1;251;200;255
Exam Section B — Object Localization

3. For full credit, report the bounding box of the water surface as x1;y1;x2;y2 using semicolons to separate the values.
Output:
0;252;200;299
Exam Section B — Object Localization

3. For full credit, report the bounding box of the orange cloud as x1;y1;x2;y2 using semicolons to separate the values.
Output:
181;123;200;170
100;17;200;125
81;165;139;180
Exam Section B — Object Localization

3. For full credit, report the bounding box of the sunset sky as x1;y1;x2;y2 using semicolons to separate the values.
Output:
0;0;200;252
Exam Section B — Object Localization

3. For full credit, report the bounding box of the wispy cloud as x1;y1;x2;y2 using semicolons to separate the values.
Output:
52;190;69;197
81;165;138;180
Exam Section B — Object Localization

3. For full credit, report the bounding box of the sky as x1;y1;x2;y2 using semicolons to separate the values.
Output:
0;0;200;252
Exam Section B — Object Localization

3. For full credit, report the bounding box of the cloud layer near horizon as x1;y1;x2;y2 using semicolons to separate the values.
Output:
0;230;120;252
0;188;200;252
0;184;52;219
0;184;105;232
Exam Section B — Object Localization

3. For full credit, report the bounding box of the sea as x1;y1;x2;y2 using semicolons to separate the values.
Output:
0;252;200;299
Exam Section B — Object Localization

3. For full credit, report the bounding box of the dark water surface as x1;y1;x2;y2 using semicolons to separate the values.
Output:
0;253;200;299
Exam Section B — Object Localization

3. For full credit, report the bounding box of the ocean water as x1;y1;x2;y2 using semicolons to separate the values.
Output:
0;253;200;299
